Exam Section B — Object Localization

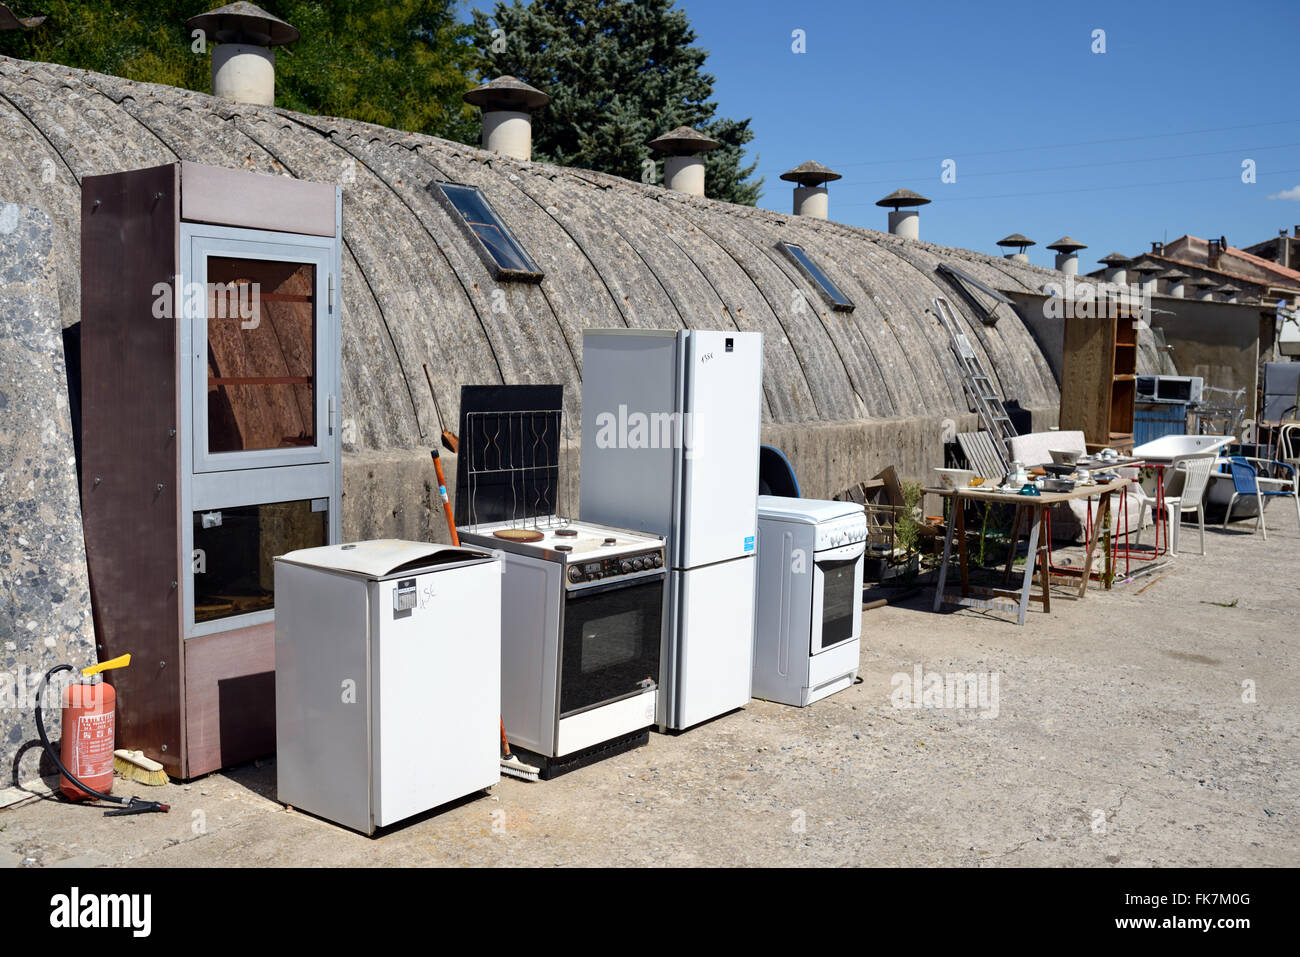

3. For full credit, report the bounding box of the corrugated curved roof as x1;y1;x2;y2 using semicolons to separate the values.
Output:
0;54;1060;453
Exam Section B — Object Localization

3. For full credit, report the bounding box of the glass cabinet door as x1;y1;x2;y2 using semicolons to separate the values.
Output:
186;232;334;473
205;257;317;455
180;224;340;636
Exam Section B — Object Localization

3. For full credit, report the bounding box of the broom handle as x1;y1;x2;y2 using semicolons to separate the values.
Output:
422;363;460;547
431;449;459;547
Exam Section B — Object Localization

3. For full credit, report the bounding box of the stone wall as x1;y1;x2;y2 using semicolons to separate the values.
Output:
0;203;96;794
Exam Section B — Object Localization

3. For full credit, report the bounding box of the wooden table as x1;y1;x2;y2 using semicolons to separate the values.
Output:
929;477;1131;625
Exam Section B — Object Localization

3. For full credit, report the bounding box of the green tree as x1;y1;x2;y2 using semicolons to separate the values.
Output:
0;1;481;142
471;0;761;205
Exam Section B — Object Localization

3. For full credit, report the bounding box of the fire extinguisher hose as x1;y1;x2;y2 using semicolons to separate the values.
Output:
34;664;169;816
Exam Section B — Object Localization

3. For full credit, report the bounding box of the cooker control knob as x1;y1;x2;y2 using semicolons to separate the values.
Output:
653;554;663;567
621;560;633;574
568;566;584;583
634;558;646;570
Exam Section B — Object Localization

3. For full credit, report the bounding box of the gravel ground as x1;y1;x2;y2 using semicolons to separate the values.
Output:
3;516;1297;868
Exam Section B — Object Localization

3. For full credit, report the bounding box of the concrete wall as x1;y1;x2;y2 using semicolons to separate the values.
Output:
0;203;96;797
1145;299;1265;418
340;405;1059;542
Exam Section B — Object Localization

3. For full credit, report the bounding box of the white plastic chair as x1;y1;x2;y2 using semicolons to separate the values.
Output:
1133;454;1216;555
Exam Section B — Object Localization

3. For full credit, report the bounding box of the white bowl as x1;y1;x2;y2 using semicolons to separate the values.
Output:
934;467;976;490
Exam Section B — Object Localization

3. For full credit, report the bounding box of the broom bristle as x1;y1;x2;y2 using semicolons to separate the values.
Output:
113;750;169;787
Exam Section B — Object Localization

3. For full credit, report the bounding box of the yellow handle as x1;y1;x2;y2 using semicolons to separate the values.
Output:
82;653;131;677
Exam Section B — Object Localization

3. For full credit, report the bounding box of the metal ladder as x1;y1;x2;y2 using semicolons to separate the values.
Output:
932;296;1016;467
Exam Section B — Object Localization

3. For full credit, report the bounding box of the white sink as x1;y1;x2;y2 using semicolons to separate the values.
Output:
1133;434;1235;464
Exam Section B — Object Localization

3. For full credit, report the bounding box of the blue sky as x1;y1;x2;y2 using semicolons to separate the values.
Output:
471;0;1299;268
678;0;1300;266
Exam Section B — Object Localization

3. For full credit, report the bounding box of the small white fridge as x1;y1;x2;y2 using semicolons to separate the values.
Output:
274;540;501;834
579;328;764;731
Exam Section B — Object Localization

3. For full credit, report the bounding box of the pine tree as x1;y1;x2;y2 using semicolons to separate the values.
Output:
471;0;762;205
0;1;481;142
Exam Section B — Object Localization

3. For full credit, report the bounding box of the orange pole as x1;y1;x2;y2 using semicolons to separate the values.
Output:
430;448;459;547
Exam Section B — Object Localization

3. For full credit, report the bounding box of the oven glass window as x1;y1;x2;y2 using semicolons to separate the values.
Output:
193;499;328;623
560;579;662;717
818;556;858;651
206;257;316;454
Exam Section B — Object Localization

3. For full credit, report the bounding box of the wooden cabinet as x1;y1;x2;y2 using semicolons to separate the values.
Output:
1059;306;1136;452
80;162;341;779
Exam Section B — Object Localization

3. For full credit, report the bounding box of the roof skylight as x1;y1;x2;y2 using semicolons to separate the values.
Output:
777;241;854;312
430;181;543;282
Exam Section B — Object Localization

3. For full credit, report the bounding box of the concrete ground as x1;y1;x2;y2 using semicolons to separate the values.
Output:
3;514;1297;867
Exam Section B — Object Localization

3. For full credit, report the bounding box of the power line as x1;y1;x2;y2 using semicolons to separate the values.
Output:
835;167;1300;207
820;142;1300;190
823;119;1300;169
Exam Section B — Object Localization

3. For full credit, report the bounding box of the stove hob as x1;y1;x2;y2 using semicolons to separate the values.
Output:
461;517;662;564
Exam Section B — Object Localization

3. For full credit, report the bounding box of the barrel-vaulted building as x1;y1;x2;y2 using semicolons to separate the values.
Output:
0;52;1078;538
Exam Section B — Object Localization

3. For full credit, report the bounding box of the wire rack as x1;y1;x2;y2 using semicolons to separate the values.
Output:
462;408;569;532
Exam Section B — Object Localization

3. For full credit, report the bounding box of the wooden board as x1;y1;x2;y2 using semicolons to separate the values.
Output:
183;623;276;777
80;163;186;777
180;162;336;237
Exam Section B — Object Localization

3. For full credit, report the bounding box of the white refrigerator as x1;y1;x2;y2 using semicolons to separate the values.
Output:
274;540;501;834
579;329;763;730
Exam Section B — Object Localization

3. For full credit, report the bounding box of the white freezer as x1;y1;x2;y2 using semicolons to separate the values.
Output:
274;540;501;834
666;559;757;730
677;329;764;568
579;328;763;569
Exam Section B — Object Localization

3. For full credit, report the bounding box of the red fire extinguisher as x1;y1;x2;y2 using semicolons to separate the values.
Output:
35;654;169;816
57;655;127;799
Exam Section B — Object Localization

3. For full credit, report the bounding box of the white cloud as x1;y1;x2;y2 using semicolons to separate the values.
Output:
1268;185;1300;201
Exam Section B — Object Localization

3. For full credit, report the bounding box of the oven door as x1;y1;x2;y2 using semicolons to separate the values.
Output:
810;542;864;654
559;574;664;718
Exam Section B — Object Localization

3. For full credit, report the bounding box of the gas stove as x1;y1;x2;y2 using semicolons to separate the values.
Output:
453;386;666;776
461;518;665;588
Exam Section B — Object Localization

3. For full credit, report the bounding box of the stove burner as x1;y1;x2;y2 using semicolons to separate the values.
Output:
603;537;617;545
554;544;572;552
554;528;578;537
493;528;544;543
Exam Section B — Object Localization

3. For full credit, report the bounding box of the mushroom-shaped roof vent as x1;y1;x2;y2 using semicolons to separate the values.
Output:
1217;283;1241;292
1130;260;1163;274
1161;268;1189;280
996;233;1035;249
463;75;551;111
780;161;842;187
1098;252;1131;266
1189;275;1216;287
1046;236;1086;252
186;2;299;46
875;188;931;210
648;126;721;156
0;2;46;29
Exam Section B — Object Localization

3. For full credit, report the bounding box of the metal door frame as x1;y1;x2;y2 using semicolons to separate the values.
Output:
179;220;342;638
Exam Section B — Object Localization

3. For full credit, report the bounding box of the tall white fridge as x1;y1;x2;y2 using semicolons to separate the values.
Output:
579;329;763;730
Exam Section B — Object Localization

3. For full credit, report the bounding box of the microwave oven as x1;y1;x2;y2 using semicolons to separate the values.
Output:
1136;375;1203;404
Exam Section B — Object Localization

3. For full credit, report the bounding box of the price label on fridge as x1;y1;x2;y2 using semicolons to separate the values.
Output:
744;536;755;553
